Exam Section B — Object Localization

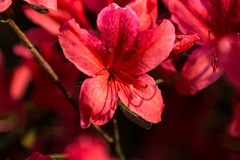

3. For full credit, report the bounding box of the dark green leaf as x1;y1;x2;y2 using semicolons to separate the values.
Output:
30;4;49;14
119;101;152;130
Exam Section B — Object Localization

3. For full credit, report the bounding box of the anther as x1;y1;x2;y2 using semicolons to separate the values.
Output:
108;48;112;53
212;53;218;72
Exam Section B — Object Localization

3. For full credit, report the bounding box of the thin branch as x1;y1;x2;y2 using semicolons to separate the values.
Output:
6;18;79;111
113;115;126;160
92;125;114;143
3;17;113;144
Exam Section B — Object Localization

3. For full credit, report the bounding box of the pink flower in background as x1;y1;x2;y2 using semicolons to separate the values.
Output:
25;152;54;160
165;0;240;95
0;0;12;13
59;3;175;128
0;50;24;132
23;0;92;35
0;0;57;13
11;28;80;128
228;99;240;137
64;134;117;160
81;0;158;30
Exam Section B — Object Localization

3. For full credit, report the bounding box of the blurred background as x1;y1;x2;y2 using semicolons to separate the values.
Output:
0;0;240;160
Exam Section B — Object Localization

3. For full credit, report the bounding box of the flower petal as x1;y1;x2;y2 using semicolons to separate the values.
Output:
170;32;200;57
120;19;175;76
168;0;211;45
221;36;240;92
176;47;224;95
157;60;178;79
24;0;57;11
23;0;92;35
23;5;63;35
25;28;57;45
97;3;140;56
128;0;158;29
118;74;164;123
79;70;119;129
10;64;32;100
59;19;106;76
0;0;12;13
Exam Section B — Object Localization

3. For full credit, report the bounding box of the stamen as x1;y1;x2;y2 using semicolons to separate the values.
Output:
118;81;144;107
132;84;157;101
118;71;148;89
208;30;214;45
212;53;218;72
112;72;157;107
90;68;106;78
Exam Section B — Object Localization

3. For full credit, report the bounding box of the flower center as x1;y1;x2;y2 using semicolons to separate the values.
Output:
110;71;157;107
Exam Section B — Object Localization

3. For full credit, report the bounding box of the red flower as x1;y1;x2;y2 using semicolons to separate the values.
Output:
0;0;57;13
23;0;92;35
165;0;240;95
64;134;117;160
59;3;175;128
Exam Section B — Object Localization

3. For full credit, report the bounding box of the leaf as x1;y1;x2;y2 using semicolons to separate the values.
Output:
119;101;152;130
48;154;67;160
29;4;49;14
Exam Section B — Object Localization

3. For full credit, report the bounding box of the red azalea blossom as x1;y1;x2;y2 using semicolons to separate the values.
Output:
0;0;57;13
59;3;175;128
23;0;92;35
64;134;117;160
164;0;240;95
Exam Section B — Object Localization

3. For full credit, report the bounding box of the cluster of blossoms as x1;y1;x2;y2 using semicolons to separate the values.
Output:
0;0;240;159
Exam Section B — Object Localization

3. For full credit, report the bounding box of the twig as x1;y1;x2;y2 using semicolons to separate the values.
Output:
6;18;79;111
113;115;126;160
3;18;113;144
92;125;114;143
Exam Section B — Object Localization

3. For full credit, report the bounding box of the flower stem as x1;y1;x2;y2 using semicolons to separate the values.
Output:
113;115;126;160
3;17;113;144
92;125;114;143
6;18;79;111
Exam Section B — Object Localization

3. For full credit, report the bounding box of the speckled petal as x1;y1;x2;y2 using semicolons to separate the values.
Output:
59;19;106;76
97;3;140;59
120;19;175;76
